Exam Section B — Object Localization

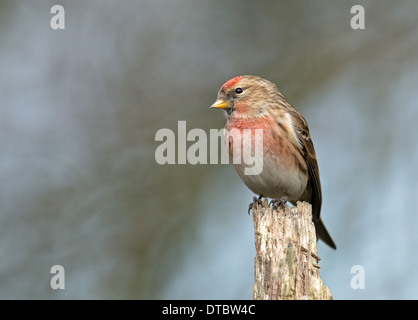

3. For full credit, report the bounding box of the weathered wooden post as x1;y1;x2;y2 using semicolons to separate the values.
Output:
252;200;332;300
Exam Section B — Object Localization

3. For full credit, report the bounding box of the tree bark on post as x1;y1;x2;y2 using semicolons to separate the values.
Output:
252;199;332;300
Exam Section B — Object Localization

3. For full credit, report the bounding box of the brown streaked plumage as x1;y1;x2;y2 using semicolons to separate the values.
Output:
211;75;336;249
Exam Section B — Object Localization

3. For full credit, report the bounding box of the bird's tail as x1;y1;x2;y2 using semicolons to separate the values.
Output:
314;218;337;250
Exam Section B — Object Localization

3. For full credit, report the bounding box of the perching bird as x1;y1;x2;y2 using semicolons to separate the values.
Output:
211;75;336;249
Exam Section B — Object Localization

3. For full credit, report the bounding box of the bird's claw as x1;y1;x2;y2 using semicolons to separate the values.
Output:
270;196;288;211
248;195;264;215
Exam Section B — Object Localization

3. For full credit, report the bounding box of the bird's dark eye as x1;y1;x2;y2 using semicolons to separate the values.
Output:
235;87;243;94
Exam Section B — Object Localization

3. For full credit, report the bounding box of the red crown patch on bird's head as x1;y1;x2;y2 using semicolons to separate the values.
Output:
221;76;244;90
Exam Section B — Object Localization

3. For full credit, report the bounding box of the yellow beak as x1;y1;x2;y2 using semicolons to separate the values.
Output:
210;99;229;110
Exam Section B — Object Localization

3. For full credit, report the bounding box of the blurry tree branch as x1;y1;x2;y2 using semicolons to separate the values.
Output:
252;200;332;300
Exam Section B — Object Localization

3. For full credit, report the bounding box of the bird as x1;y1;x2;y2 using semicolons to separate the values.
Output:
210;75;336;249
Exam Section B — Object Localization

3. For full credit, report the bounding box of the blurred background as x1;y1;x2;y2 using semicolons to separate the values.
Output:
1;0;418;299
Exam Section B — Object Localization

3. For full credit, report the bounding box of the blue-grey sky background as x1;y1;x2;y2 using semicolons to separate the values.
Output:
1;0;418;299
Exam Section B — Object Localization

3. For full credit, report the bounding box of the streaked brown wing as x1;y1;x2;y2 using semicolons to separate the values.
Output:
287;109;322;221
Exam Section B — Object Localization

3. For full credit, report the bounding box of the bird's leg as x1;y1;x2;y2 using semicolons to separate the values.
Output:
270;196;288;211
248;194;264;215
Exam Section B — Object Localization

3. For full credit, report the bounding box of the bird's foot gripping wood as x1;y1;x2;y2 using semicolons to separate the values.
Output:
269;196;288;211
248;195;264;215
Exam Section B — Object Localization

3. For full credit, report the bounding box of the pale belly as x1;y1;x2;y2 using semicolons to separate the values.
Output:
232;150;308;202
